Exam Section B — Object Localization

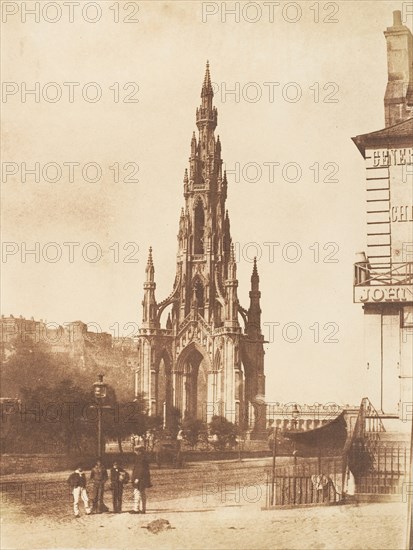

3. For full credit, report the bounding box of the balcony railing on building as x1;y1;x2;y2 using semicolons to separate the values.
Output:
354;260;413;287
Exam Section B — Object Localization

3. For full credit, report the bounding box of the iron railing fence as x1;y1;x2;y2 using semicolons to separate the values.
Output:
265;456;344;508
350;440;410;495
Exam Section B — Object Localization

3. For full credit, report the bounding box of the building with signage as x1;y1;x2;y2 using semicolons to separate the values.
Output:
135;63;266;433
352;11;413;418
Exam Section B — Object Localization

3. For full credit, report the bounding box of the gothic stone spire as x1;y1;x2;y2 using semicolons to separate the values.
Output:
142;247;158;328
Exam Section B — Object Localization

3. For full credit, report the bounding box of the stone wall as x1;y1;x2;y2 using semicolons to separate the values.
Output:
0;454;95;475
0;449;273;475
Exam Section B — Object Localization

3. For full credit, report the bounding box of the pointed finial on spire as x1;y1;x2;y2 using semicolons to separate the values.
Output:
144;246;155;287
205;60;210;81
248;257;261;335
197;60;217;129
227;241;237;281
146;246;154;274
166;312;172;330
252;257;258;277
251;257;259;290
201;60;213;97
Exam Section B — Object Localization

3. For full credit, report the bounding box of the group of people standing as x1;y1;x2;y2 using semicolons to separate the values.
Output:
67;447;152;517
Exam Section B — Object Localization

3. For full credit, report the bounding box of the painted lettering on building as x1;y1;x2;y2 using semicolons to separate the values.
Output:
354;285;413;303
391;205;413;222
373;148;413;167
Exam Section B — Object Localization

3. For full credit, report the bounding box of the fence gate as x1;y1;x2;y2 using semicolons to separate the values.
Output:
265;457;344;508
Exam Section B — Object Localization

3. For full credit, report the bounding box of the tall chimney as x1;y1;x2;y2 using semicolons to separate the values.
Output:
383;10;413;127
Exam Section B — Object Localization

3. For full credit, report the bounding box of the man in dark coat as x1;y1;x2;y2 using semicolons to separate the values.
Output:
130;446;151;514
110;461;129;513
67;465;91;517
90;458;109;513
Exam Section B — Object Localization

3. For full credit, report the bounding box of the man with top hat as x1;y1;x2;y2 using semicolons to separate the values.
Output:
130;446;152;514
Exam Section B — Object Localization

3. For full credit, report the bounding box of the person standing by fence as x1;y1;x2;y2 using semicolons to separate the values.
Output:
130;446;152;514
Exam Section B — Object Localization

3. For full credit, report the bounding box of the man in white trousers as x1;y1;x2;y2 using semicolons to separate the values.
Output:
67;465;92;517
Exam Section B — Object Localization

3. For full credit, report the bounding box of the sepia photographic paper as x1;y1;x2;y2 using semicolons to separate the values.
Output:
1;1;412;549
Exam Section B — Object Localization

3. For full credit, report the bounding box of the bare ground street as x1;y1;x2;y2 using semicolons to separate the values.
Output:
0;458;408;550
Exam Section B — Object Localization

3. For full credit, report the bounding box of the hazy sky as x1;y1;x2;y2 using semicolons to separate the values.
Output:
2;0;410;405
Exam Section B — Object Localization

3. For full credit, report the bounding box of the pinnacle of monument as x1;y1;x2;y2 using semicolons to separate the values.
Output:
201;60;213;97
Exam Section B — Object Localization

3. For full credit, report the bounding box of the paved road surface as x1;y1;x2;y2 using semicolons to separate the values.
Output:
0;458;408;549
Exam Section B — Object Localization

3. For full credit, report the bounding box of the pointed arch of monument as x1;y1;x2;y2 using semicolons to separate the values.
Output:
156;348;172;371
175;341;211;421
176;341;211;372
157;302;173;329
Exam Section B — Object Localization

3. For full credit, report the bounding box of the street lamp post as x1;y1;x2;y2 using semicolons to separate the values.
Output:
93;374;108;457
270;426;278;506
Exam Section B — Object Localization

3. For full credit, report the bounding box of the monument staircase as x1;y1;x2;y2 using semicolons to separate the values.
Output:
345;397;411;502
